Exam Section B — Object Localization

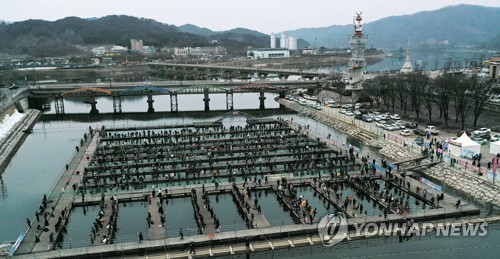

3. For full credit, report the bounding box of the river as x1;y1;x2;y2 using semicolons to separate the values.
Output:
0;94;497;259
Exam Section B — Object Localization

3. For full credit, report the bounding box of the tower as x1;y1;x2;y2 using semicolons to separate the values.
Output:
400;38;414;73
270;32;276;48
346;12;367;103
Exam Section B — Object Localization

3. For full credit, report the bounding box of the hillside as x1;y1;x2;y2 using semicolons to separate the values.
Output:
284;5;500;50
0;16;268;57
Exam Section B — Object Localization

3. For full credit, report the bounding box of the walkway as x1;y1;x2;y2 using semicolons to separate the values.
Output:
17;130;100;254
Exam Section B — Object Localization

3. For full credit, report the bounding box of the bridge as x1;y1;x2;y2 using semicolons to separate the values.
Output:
146;62;327;80
27;81;321;114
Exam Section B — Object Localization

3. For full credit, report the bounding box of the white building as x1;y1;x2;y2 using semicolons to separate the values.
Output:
247;48;290;60
109;45;128;53
142;46;156;54
174;47;190;56
91;46;106;56
302;47;318;55
174;46;227;57
280;33;287;48
270;32;276;48
288;37;297;50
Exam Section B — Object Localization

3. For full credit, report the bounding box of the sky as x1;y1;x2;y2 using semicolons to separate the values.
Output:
1;0;499;33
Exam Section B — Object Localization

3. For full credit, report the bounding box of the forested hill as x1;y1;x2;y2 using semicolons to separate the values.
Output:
284;4;500;50
0;16;270;57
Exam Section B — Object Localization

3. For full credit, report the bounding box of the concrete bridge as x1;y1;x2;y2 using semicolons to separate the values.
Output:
146;62;327;80
26;81;323;115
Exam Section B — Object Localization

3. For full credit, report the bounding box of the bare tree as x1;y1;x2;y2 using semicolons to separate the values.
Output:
405;72;429;118
395;74;409;114
452;76;474;129
434;74;454;125
422;80;435;122
470;78;493;127
364;77;384;107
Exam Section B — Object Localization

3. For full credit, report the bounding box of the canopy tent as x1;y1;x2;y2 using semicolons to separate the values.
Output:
448;133;481;158
490;140;500;155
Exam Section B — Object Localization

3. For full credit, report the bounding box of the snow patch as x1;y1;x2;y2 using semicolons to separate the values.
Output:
0;111;26;141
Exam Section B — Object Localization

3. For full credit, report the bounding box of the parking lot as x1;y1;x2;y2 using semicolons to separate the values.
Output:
321;104;499;162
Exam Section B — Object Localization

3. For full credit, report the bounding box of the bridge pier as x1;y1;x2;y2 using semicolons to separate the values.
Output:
278;91;286;109
147;94;155;113
170;93;178;113
259;91;266;110
55;96;65;114
113;96;122;113
88;96;99;115
351;90;361;104
203;88;210;111
226;92;233;111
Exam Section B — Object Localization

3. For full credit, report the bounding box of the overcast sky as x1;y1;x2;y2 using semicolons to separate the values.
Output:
1;0;499;33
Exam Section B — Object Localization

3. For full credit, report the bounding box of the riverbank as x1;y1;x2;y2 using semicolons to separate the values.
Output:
277;97;500;208
0;109;41;176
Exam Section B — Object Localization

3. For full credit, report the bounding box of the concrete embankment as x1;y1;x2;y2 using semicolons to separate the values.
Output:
277;98;500;208
0;109;41;175
277;98;420;161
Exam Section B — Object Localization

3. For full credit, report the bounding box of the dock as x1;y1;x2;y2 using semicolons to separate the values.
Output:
13;120;483;258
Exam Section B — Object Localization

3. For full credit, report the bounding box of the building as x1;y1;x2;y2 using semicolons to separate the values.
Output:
246;48;290;60
142;46;156;54
174;46;227;57
270;33;276;48
302;46;319;55
288;37;297;51
488;55;500;82
109;45;128;53
174;47;190;56
130;39;143;53
280;33;287;49
91;46;106;56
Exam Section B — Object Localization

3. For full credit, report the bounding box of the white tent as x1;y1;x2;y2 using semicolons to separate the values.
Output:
448;133;481;158
490;140;500;155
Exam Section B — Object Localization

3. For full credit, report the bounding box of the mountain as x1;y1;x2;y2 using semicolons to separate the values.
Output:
284;5;500;50
0;15;208;56
178;24;214;37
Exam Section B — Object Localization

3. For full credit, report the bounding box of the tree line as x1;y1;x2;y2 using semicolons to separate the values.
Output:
364;71;493;129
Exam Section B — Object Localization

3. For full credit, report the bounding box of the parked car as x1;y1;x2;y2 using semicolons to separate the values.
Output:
339;109;346;114
341;104;353;109
491;126;500;132
474;128;491;135
400;129;411;136
404;122;417;129
376;121;386;128
387;124;399;131
345;111;354;116
414;136;424;146
373;115;382;121
9;85;19;90
491;134;500;142
477;134;491;140
362;115;373;122
355;114;363;120
353;110;362;116
331;103;341;108
414;129;426;136
425;126;440;135
390;114;401;120
471;136;488;145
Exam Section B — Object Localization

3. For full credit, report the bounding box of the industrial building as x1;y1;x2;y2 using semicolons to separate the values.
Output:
246;48;290;59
